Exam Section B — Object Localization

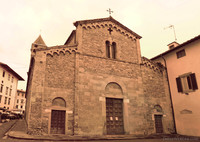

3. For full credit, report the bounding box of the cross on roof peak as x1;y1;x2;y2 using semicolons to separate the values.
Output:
107;8;113;16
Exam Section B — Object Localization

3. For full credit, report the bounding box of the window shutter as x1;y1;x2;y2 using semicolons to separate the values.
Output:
176;77;183;92
190;73;198;90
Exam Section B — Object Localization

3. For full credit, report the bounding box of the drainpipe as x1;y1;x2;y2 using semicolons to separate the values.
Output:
161;55;177;134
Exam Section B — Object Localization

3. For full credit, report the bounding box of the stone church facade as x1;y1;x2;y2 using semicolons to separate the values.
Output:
25;16;175;136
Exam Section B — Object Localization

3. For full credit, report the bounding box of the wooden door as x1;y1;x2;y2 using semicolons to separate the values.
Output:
51;110;66;134
106;98;124;135
155;115;163;133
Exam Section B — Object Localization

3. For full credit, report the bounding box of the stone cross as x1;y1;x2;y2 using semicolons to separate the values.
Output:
108;27;113;34
107;8;113;16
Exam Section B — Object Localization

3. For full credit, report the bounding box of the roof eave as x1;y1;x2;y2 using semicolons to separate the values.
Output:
0;63;24;81
151;35;200;60
73;16;142;39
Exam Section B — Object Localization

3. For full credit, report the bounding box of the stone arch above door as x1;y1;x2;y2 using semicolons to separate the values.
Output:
105;82;123;97
154;105;163;113
52;97;66;107
102;77;127;96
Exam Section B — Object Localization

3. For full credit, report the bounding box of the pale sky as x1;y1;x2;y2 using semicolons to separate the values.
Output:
0;0;200;90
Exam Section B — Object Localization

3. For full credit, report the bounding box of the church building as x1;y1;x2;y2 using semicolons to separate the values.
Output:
25;16;175;136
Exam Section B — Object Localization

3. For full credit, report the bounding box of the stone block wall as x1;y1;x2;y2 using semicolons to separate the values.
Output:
76;53;146;135
26;18;175;136
141;58;175;134
42;51;75;135
79;22;139;63
26;49;76;135
26;48;47;135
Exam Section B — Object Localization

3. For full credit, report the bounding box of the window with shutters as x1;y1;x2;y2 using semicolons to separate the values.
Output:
176;73;198;93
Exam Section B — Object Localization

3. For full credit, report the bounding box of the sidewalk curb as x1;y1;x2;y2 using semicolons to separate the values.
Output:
6;120;200;141
7;132;146;141
8;132;198;141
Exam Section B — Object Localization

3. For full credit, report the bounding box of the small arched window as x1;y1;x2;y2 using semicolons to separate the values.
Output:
52;97;66;107
106;41;110;58
112;42;116;59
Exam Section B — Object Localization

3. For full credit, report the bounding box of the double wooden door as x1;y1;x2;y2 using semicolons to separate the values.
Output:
51;110;66;134
106;98;124;135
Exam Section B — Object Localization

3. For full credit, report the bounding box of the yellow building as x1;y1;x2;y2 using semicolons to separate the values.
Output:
152;35;200;136
13;89;26;114
0;62;24;110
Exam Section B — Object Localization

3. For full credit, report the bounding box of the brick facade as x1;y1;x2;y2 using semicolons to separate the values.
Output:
25;16;175;136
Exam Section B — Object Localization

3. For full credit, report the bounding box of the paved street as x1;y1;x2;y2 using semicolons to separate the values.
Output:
0;119;199;142
0;120;16;139
2;138;200;142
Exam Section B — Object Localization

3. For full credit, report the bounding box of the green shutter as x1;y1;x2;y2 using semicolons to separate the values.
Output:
176;77;183;92
190;73;198;90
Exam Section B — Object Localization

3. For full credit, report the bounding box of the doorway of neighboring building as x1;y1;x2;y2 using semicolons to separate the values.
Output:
50;110;66;134
154;114;163;133
106;98;124;135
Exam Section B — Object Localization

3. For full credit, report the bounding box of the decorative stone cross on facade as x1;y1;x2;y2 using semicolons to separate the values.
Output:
108;27;113;34
107;8;113;16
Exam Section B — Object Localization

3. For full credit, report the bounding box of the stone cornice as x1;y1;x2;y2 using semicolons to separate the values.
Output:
74;16;141;40
32;44;78;56
141;57;165;73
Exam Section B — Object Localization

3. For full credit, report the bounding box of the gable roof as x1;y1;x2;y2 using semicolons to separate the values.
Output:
33;35;46;46
73;16;142;39
64;30;76;45
0;62;24;80
151;35;200;60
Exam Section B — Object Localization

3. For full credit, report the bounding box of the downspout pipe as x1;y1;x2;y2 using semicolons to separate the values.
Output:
161;55;177;134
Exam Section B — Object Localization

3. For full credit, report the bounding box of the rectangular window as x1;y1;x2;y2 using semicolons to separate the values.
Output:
0;95;2;103
17;99;19;103
176;73;198;93
18;93;20;96
21;99;24;103
21;106;23;109
106;41;111;58
8;98;11;105
2;71;5;77
8;74;10;81
4;97;7;104
9;89;12;96
176;49;186;59
16;105;18;109
112;42;116;59
0;84;3;93
5;87;9;95
11;77;14;83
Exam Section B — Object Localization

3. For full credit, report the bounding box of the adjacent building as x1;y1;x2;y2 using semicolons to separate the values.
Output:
0;62;24;110
25;16;175;136
152;35;200;136
13;89;26;114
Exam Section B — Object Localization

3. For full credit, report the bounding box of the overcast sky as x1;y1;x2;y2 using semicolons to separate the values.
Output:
0;0;200;90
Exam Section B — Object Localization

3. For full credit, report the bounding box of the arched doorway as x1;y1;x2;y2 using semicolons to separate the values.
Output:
154;105;163;133
105;82;124;135
50;97;66;134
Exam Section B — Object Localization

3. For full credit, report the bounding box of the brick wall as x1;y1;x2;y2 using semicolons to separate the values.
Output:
79;22;139;63
141;61;175;134
76;53;145;135
26;18;175;136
